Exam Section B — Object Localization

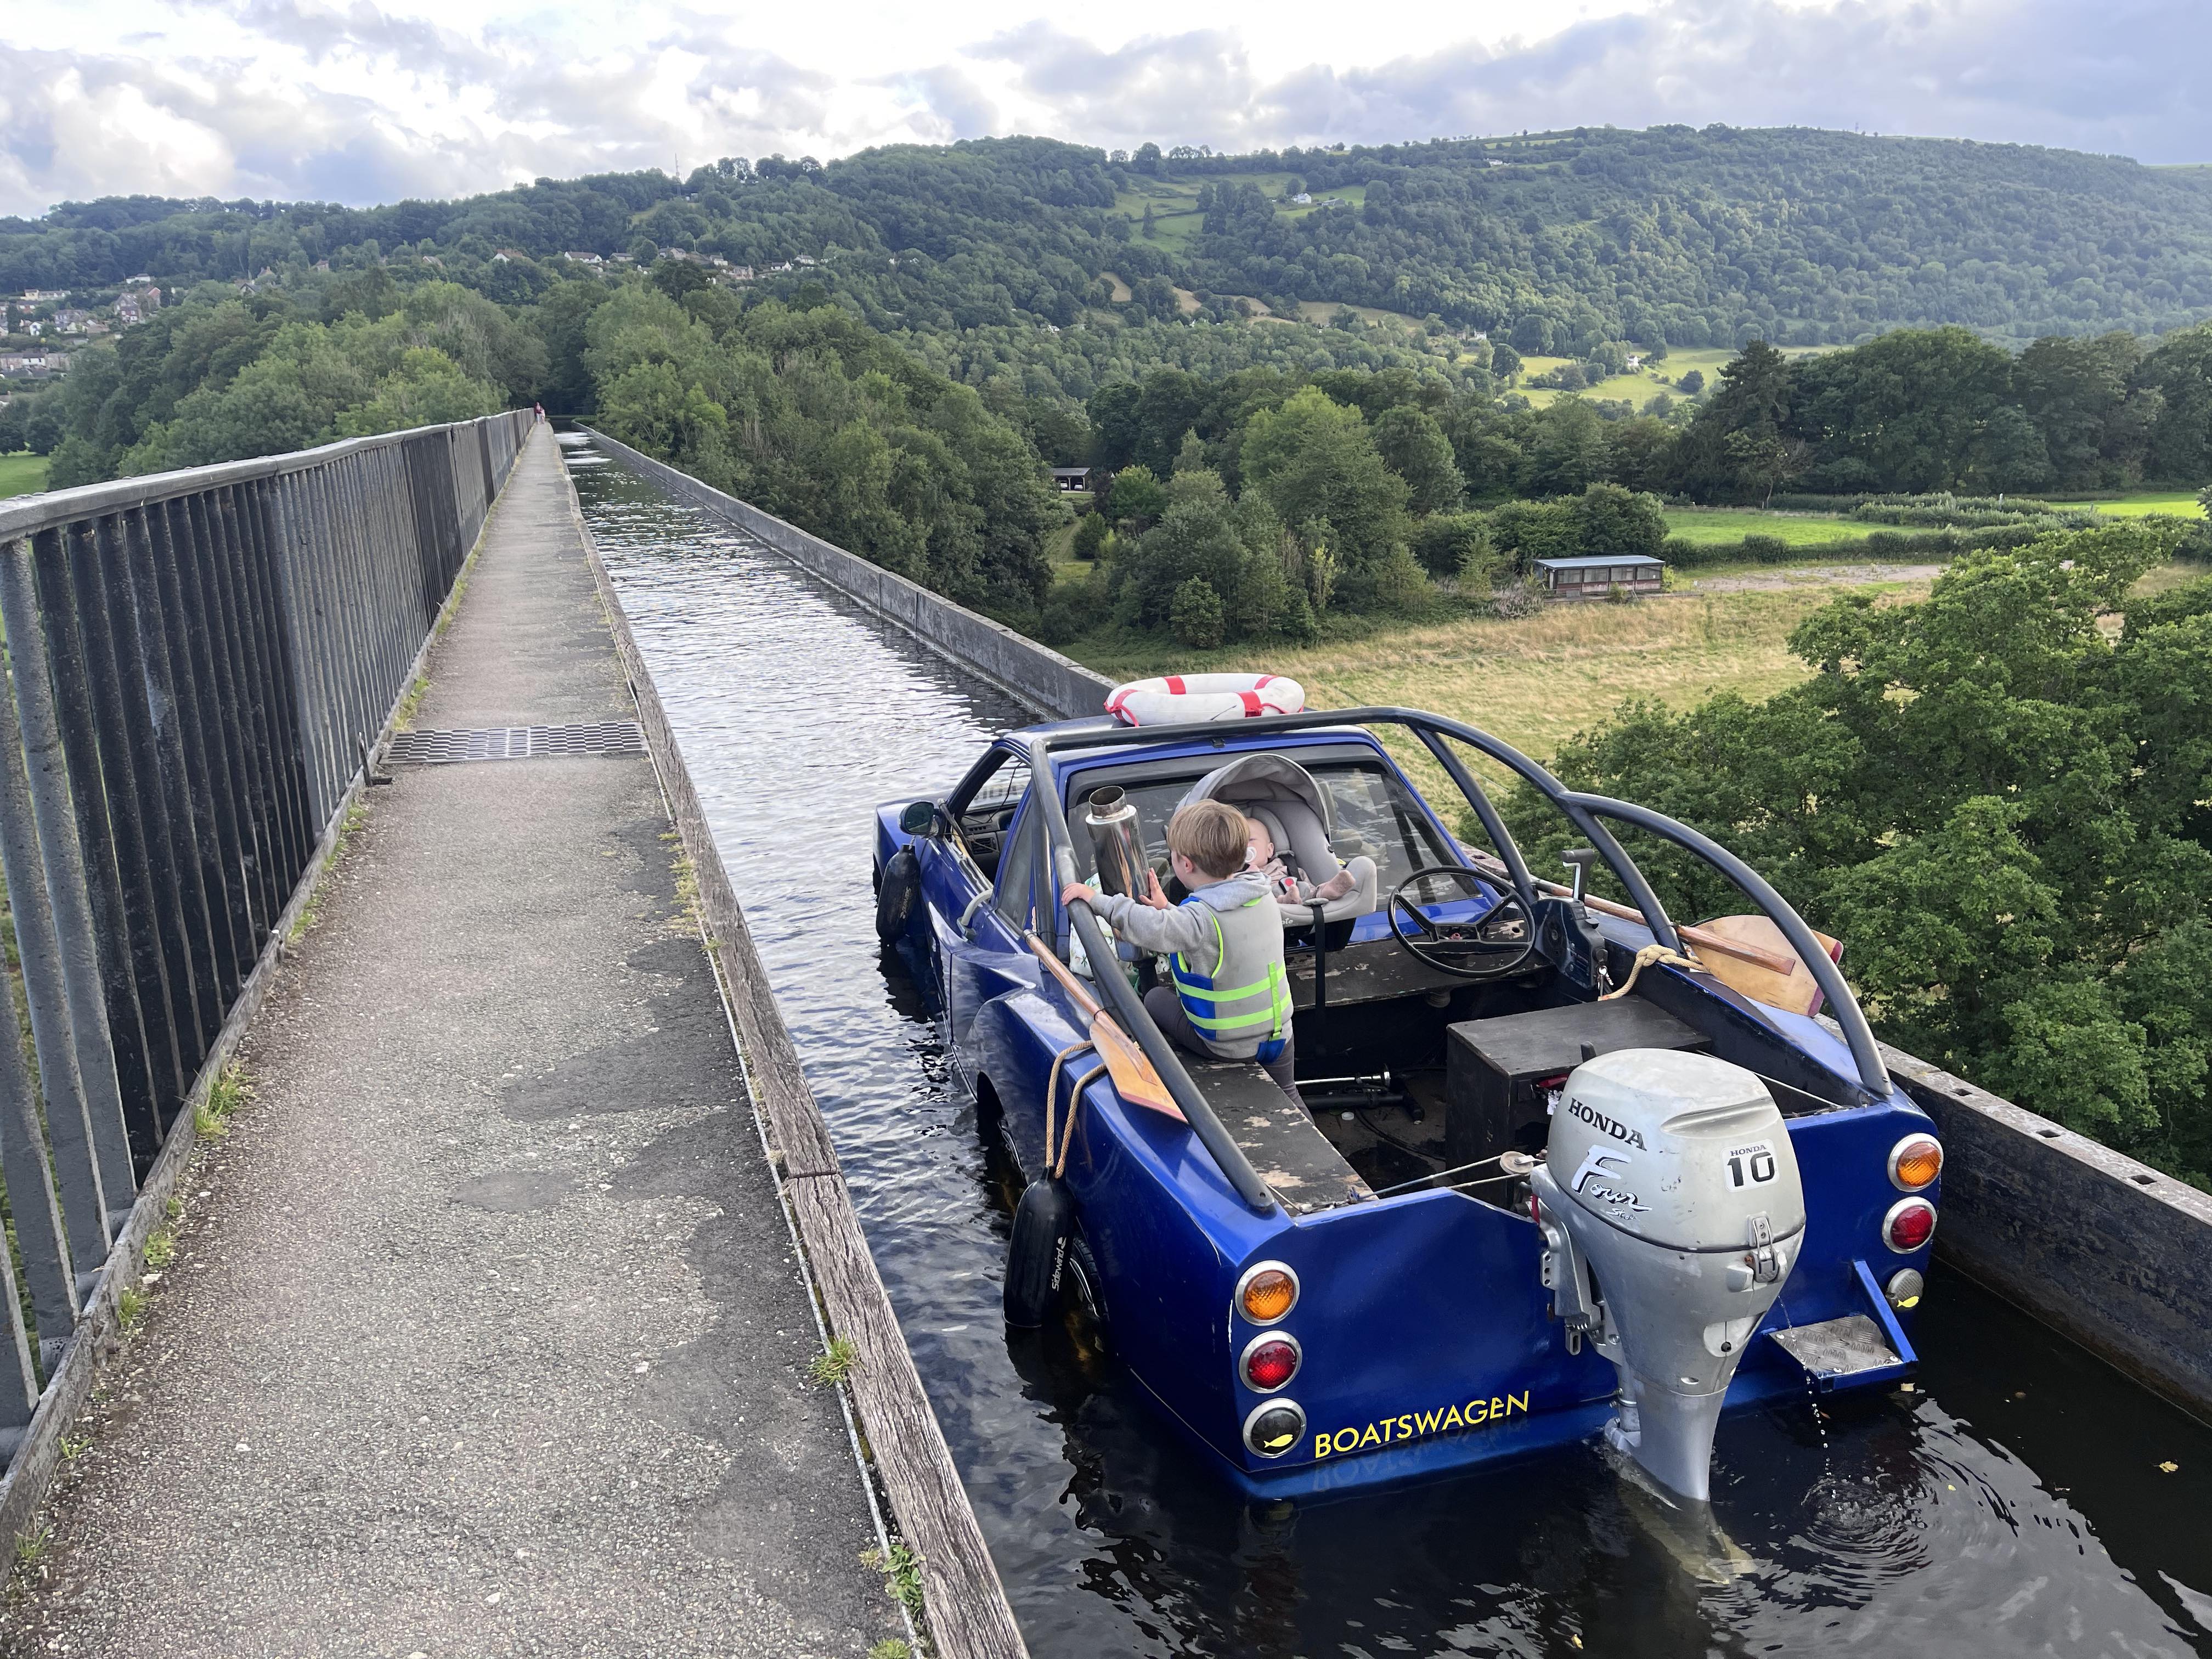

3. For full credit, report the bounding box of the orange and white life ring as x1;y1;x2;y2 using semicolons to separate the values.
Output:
1104;673;1306;726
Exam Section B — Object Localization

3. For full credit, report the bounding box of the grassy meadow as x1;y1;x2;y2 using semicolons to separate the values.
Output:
1661;507;1869;545
0;453;48;499
1063;567;1938;793
1513;345;1825;408
2079;489;2203;518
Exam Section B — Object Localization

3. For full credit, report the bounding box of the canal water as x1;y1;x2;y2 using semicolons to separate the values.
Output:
562;436;2212;1659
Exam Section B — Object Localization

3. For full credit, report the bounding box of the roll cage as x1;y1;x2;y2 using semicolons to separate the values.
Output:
1008;707;1893;1220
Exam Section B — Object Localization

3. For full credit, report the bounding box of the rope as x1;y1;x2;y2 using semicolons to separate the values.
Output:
1053;1064;1109;1178
1042;1040;1094;1171
1598;941;1703;1001
1370;1152;1509;1198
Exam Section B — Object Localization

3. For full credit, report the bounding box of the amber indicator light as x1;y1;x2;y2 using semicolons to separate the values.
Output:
1237;1262;1299;1324
1889;1135;1944;1192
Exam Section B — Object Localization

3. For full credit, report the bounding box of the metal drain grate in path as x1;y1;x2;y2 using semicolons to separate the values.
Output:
388;722;648;765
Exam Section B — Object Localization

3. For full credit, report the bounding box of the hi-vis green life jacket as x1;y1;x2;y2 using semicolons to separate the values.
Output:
1171;888;1293;1063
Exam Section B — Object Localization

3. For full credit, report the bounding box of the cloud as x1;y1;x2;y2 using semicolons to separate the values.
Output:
968;0;2210;162
1;0;2206;218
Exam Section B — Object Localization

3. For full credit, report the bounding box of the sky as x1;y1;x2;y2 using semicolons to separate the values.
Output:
3;0;2208;219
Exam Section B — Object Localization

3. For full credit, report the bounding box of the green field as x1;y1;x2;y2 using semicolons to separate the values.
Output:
2079;490;2204;518
1115;173;1368;252
1517;346;1807;408
0;453;48;499
1661;507;1867;545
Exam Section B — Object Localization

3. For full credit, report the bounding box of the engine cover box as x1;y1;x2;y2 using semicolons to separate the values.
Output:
1445;998;1707;1168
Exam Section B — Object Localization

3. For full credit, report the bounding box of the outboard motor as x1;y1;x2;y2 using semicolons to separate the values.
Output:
1530;1049;1805;1502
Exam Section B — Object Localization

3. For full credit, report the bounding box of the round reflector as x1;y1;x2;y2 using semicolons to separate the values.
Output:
1236;1261;1300;1325
1888;1134;1944;1191
1243;1398;1306;1459
1883;1197;1937;1254
1241;1331;1302;1393
1886;1267;1926;1309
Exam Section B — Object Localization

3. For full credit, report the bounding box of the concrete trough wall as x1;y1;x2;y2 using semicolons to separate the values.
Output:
587;433;2212;1427
1879;1044;2212;1422
581;429;1111;721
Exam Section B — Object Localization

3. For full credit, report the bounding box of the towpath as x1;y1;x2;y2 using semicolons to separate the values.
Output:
0;432;899;1657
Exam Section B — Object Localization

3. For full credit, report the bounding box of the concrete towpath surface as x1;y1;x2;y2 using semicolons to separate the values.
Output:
0;430;901;1657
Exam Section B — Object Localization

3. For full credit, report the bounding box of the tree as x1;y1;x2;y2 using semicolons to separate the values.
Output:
1170;578;1225;648
1372;406;1465;514
2136;325;2212;483
1522;398;1611;496
1670;340;1792;501
1238;387;1408;570
1677;369;1705;396
1103;464;1167;532
1071;512;1108;560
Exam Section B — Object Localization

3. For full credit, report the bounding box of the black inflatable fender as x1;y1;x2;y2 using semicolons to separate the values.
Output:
875;844;921;941
1003;1175;1078;1328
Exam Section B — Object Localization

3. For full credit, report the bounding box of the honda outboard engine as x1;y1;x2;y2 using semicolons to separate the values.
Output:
1530;1049;1805;1502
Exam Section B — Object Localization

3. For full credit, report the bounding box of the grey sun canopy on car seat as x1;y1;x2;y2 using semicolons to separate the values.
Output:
1181;753;1379;924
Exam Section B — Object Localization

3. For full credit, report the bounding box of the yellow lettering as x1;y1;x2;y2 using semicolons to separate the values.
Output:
1314;1434;1333;1459
1333;1428;1361;1455
1509;1391;1529;1416
1379;1419;1394;1443
1357;1423;1382;1448
1415;1408;1444;1435
1467;1398;1488;1424
1396;1415;1414;1441
1442;1405;1464;1431
1490;1395;1506;1421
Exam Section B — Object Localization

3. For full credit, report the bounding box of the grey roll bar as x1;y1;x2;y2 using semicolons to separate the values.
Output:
1029;708;1893;1103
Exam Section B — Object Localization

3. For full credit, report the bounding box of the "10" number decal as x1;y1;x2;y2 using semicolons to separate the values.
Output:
1726;1143;1778;1188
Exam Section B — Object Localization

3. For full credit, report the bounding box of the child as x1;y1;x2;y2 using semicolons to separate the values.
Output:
1245;814;1357;906
1061;798;1301;1104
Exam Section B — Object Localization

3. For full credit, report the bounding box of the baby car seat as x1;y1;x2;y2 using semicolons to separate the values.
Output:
1180;754;1379;927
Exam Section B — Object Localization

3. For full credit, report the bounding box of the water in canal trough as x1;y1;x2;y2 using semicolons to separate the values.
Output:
562;436;2212;1659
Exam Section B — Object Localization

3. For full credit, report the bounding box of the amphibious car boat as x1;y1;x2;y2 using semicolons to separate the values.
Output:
872;696;1942;1502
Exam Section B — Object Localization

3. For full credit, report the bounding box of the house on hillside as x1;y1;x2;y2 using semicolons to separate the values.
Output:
1624;352;1644;371
1048;467;1092;492
492;248;530;262
1533;554;1665;599
1290;192;1312;205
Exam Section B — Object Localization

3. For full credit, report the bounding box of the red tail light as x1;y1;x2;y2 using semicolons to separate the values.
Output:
1241;1332;1302;1393
1883;1197;1937;1253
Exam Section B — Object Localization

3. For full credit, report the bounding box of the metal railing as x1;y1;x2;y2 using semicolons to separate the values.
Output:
0;409;533;1458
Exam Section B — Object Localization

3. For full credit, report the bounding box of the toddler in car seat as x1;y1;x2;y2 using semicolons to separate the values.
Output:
1245;815;1357;906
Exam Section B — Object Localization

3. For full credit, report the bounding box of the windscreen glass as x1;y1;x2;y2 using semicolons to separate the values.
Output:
1064;752;1453;898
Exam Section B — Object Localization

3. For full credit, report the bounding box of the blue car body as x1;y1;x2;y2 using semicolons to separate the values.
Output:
874;710;1937;1498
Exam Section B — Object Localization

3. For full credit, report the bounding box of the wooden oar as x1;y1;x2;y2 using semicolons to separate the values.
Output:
1024;932;1183;1120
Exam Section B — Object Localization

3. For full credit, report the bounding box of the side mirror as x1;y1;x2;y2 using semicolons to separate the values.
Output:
899;799;942;837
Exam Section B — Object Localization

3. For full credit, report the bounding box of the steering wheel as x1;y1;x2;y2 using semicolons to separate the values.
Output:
1386;865;1538;979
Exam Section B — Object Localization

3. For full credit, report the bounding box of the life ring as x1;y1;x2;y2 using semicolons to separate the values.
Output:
1104;673;1306;727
